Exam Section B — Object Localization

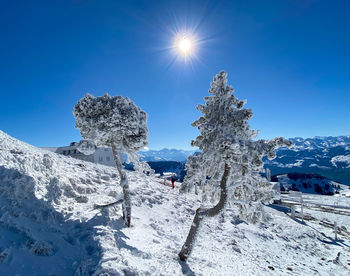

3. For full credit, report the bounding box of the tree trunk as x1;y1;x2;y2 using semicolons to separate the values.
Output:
178;164;230;261
112;146;131;227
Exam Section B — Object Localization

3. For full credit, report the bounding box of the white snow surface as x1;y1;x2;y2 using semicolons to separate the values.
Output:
1;130;350;275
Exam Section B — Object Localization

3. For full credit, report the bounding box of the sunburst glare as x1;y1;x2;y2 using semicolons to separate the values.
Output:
151;12;213;70
170;31;200;66
176;36;193;55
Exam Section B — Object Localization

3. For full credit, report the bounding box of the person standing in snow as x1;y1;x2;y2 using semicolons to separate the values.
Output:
171;175;175;189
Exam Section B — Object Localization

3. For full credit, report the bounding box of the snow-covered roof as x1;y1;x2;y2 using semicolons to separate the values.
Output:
162;172;177;176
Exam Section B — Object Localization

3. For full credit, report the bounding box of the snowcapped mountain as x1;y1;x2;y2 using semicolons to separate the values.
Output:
1;130;350;274
265;135;350;185
139;148;194;162
139;136;350;185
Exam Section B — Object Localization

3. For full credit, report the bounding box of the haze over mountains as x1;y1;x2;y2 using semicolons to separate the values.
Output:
140;136;350;185
140;148;195;162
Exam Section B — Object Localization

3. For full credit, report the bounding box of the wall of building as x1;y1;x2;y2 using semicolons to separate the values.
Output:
93;147;116;167
54;143;115;167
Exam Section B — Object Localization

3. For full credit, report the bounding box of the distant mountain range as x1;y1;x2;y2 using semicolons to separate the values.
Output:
140;135;350;185
265;136;350;185
139;148;194;162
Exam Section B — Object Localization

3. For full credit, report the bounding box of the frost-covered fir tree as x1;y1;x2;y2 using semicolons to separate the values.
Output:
73;93;152;227
178;71;292;261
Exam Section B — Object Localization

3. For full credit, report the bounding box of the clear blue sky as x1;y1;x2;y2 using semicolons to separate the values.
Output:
1;0;349;150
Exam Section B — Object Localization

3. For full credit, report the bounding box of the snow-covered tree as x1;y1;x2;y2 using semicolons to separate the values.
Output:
73;93;151;227
178;71;292;261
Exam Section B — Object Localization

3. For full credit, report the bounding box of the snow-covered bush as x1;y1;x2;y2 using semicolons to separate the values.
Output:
178;71;292;261
73;93;152;226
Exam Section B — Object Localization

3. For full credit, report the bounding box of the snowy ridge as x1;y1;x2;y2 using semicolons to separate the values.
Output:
141;136;350;185
1;130;350;275
265;135;350;185
331;155;350;168
289;136;350;150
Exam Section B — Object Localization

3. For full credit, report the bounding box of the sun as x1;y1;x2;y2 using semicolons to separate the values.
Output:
178;38;192;54
174;35;194;57
166;30;201;67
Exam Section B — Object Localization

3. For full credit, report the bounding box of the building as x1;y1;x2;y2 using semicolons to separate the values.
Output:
44;142;116;167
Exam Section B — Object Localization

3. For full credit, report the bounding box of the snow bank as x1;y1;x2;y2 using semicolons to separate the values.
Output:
0;130;122;274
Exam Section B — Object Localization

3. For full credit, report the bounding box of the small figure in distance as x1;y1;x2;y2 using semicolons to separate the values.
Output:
171;175;175;189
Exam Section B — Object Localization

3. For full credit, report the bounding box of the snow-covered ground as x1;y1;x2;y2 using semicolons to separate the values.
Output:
1;130;350;275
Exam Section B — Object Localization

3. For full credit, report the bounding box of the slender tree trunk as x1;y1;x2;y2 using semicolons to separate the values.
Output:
178;164;230;261
112;146;131;227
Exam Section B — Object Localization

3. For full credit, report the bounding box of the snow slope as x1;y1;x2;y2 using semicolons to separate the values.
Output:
0;130;350;275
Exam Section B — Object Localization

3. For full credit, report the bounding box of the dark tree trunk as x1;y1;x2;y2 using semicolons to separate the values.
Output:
112;146;131;227
178;164;230;261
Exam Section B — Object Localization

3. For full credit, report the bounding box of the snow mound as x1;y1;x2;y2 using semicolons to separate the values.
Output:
1;130;350;275
0;130;123;274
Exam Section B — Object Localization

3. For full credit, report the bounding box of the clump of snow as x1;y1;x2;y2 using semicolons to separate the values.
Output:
0;130;350;275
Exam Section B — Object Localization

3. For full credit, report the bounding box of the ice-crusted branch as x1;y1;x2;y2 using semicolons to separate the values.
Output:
93;198;124;209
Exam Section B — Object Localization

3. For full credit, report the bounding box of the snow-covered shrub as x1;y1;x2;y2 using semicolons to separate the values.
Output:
179;71;292;261
73;93;152;226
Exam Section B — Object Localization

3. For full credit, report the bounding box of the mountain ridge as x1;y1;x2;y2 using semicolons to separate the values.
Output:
141;135;350;185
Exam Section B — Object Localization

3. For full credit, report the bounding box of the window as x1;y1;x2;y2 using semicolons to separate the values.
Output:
63;150;66;155
74;150;77;154
104;148;108;151
106;156;110;161
99;157;103;162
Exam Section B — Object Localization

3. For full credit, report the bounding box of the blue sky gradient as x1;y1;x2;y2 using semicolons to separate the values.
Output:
1;0;349;150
